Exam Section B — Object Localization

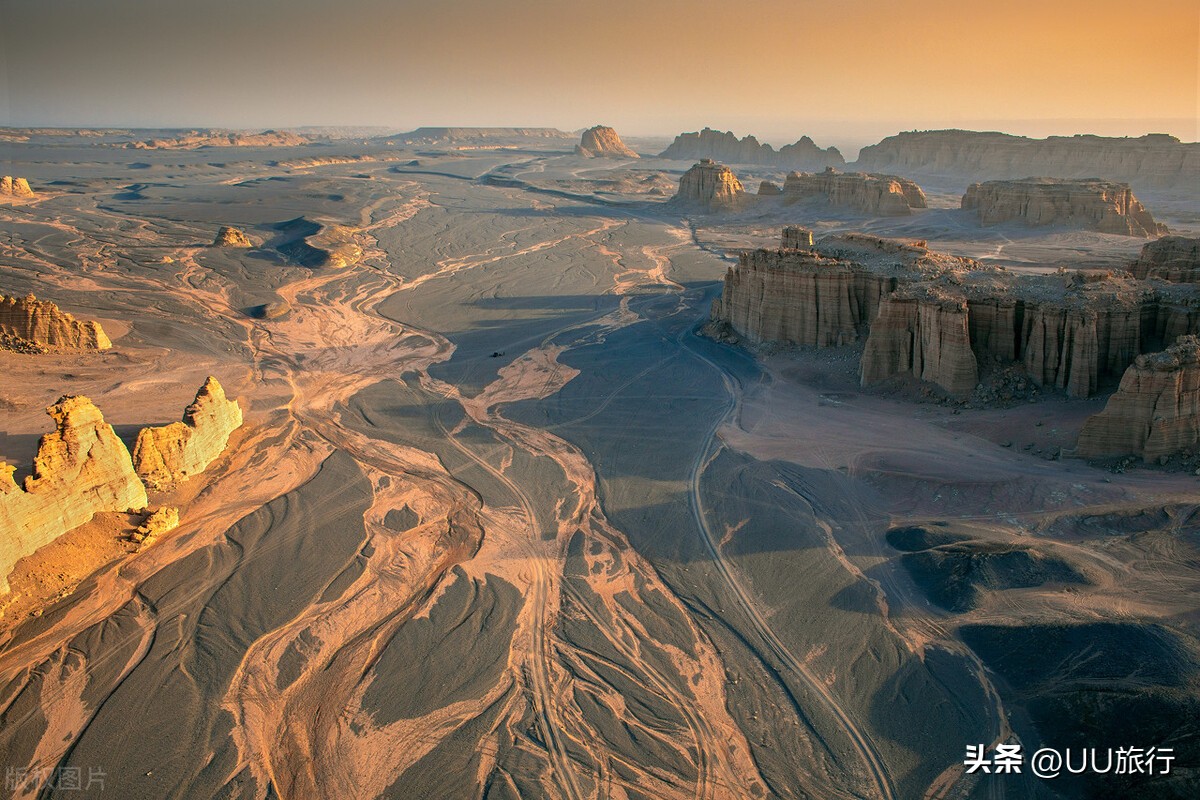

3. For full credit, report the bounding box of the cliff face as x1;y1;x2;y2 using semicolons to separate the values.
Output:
1076;335;1200;461
0;294;112;351
673;159;745;211
781;226;814;249
713;231;1200;398
575;125;638;158
1130;236;1200;282
1;176;34;197
213;226;252;247
854;130;1200;190
961;178;1165;237
783;168;927;216
659;127;844;170
0;396;148;592
133;377;243;490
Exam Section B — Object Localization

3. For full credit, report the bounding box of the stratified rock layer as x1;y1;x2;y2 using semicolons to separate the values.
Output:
575;125;638;158
0;294;112;351
961;178;1165;237
0;396;148;592
672;159;745;211
133;377;243;490
1076;336;1200;461
0;176;34;197
1130;237;1200;283
783;168;927;216
854;130;1200;190
713;232;1200;397
660;128;844;170
213;226;252;247
781;226;814;249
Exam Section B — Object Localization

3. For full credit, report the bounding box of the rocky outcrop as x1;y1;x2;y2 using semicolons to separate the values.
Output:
0;294;112;351
1130;236;1200;283
132;507;179;548
961;178;1165;237
213;226;252;247
128;129;308;149
781;226;814;249
660;128;844;171
757;181;782;196
672;159;745;211
713;232;1200;398
575;125;638;158
782;168;927;216
853;130;1200;191
133;377;243;490
0;176;34;197
277;217;363;268
0;396;148;592
1076;336;1200;461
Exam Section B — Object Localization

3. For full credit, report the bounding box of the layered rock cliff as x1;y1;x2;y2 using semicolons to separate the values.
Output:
128;129;308;149
1076;335;1200;461
961;178;1165;237
575;125;638;158
1130;236;1200;282
783;168;927;216
213;226;252;247
0;396;148;592
854;130;1200;190
660;127;844;170
713;231;1200;398
0;294;112;351
133;377;243;490
1;176;34;197
672;159;745;211
781;226;814;249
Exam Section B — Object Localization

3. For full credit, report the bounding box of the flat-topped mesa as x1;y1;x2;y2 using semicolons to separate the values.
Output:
133;377;243;490
213;226;252;248
575;125;638;158
781;226;814;249
1076;335;1200;461
782;168;927;216
853;130;1200;191
659;127;845;171
1;176;34;197
961;178;1166;237
672;159;745;211
1130;236;1200;283
0;293;112;351
0;396;148;592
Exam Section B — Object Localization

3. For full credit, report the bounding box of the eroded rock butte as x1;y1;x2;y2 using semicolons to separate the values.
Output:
961;178;1166;237
133;377;243;490
575;125;638;158
0;293;112;351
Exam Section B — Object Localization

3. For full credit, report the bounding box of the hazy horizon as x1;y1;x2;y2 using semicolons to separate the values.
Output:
1;0;1197;154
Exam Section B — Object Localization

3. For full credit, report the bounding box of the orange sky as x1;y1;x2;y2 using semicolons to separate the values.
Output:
1;0;1196;148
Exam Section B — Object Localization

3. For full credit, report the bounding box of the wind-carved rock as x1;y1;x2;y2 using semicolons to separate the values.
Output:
0;294;112;351
575;125;638;158
0;176;34;197
660;127;845;171
961;178;1166;237
860;290;979;396
213;226;252;247
1076;335;1200;461
781;226;814;249
672;159;745;211
782;168;927;216
0;396;148;592
1130;236;1200;283
133;377;243;490
757;181;782;196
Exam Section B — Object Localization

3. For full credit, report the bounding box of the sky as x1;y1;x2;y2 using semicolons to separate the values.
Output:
1;0;1196;153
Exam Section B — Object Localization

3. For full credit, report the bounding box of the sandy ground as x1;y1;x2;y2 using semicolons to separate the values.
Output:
0;135;1196;800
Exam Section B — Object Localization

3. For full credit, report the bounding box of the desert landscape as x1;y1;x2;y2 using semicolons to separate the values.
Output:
1;2;1198;799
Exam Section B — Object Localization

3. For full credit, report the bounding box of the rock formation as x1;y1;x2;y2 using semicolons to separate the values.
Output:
853;130;1200;191
0;176;34;197
712;232;1200;397
277;217;363;268
757;181;782;196
385;127;574;145
660;128;844;171
1076;336;1200;461
133;377;243;490
672;159;745;211
213;226;252;247
961;178;1166;237
781;226;814;249
0;396;148;592
0;293;112;351
782;168;927;216
128;129;308;149
1130;236;1200;282
132;507;179;548
575;125;638;158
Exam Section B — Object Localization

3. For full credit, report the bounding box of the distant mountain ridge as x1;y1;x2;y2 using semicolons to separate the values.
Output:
659;127;845;171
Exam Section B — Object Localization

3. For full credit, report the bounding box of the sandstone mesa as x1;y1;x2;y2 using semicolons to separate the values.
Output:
961;178;1166;237
783;168;927;216
575;125;639;159
0;293;112;351
1130;236;1200;283
673;159;746;211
